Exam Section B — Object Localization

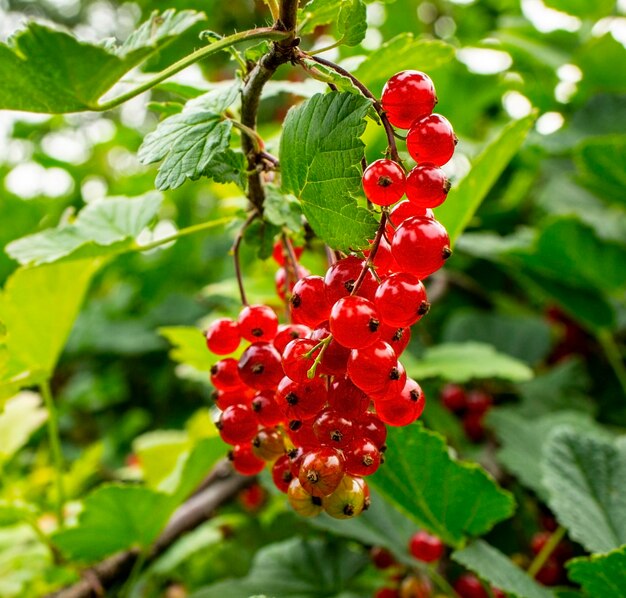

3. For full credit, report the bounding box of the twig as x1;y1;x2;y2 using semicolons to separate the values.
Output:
351;212;388;295
232;211;259;306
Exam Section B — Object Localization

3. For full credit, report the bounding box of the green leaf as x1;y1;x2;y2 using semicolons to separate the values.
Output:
405;342;534;384
370;423;515;547
134;430;190;489
337;0;367;46
298;0;344;35
52;485;173;562
576;35;626;96
159;326;215;373
442;311;552;365
575;136;626;207
437;115;536;245
567;546;626;598
0;260;101;405
543;0;615;18
0;392;47;464
138;84;241;190
0;10;205;113
453;540;555;598
190;537;369;598
542;428;626;553
6;193;163;266
353;34;455;90
202;149;247;189
244;219;282;260
280;92;377;250
488;410;605;500
0;502;38;527
264;185;303;231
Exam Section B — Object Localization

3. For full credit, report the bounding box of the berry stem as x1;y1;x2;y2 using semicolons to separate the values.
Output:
232;211;259;306
40;380;66;528
306;335;333;379
351;211;388;296
301;53;403;165
527;525;566;578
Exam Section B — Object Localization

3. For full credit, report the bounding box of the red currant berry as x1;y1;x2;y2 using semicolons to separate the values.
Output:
531;531;551;555
290;276;331;328
322;475;366;519
328;376;370;419
211;358;245;391
408;531;444;562
362;159;406;206
282;338;320;383
313;409;354;449
440;383;467;412
286;419;318;449
238;483;267;512
329;295;381;349
272;240;303;266
466;390;493;414
251;427;285;461
287;446;306;476
272;454;294;493
375;273;429;328
298;447;345;497
275;376;327;421
273;323;311;353
238;304;279;343
370;547;396;569
287;477;323;517
324;255;378;304
386;200;434;239
238;342;284;390
217;404;258;445
391;216;451;279
463;411;486;443
407;114;456;166
347;340;398;393
275;265;310;301
357;412;387;449
213;387;254;410
454;574;488;598
375;378;425;427
251;391;284;426
381;70;437;130
228;443;265;475
365;235;400;277
406;164;450;208
205;318;241;355
374;588;400;598
379;323;411;356
536;558;562;586
310;322;350;376
370;360;407;401
345;437;381;476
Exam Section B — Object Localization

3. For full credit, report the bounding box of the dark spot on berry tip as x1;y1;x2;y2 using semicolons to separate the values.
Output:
290;330;300;339
442;246;452;260
227;450;234;460
251;400;261;412
363;496;371;510
377;175;393;188
409;389;421;402
252;363;265;374
215;420;223;430
453;135;459;145
312;496;323;506
343;504;355;516
363;455;374;467
330;430;343;442
289;419;302;431
251;327;264;337
286;392;299;406
344;280;355;292
287;447;299;458
392;328;404;342
418;301;431;316
306;470;320;483
210;364;218;375
380;444;387;453
252;436;261;447
444;179;452;194
380;453;386;464
291;294;302;308
211;390;218;401
389;367;400;381
369;318;380;332
282;471;293;482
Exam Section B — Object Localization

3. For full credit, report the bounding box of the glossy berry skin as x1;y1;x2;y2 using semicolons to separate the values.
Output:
298;447;345;497
228;443;265;475
217;404;258;445
391;216;451;279
251;391;284;426
213;387;254;410
407;114;456;166
290;276;331;327
287;477;323;517
345;437;381;476
348;340;398;394
286;419;318;449
313;409;354;449
454;574;488;598
440;383;467;412
375;378;425;427
366;236;399;277
329;296;381;350
211;358;245;391
238;342;284;390
322;475;366;519
408;531;444;562
324;256;378;303
381;70;437;129
275;265;310;301
370;360;407;401
375;273;429;328
311;323;350;376
273;324;311;353
386;200;434;239
238;304;279;342
205;318;241;355
328;377;370;419
275;376;327;421
251;427;285;461
362;159;407;206
379;323;411;356
406;164;450;208
282;338;319;383
357;412;387;449
272;240;303;266
272;454;294;493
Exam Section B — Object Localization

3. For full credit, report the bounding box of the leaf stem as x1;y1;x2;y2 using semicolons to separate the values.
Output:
131;217;233;253
596;329;626;398
93;28;290;111
308;40;344;56
39;380;66;528
230;119;266;152
527;525;566;578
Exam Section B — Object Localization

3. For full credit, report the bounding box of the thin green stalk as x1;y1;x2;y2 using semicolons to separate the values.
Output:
597;329;626;398
130;216;233;253
308;40;343;56
429;567;460;598
120;550;147;598
40;381;66;528
92;28;290;111
527;526;566;578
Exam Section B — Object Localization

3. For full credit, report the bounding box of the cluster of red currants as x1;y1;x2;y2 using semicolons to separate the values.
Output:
440;384;493;443
203;70;456;519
